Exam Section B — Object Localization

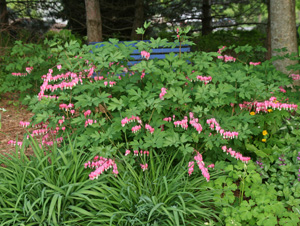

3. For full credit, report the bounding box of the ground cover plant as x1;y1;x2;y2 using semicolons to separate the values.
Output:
2;24;300;224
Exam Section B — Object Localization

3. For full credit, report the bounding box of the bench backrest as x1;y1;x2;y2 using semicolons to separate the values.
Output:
89;40;190;66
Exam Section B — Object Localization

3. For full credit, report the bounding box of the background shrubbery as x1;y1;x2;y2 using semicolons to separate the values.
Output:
0;27;300;225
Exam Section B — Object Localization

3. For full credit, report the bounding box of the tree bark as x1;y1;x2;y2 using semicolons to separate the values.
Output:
266;0;271;60
85;0;103;43
130;0;144;40
202;0;212;35
0;0;9;30
270;0;298;73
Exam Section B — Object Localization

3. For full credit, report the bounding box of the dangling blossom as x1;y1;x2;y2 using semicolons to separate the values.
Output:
249;62;261;66
121;115;143;127
221;146;251;163
141;51;150;60
290;74;300;80
145;124;155;134
84;110;91;118
85;119;96;127
84;156;118;180
194;152;210;182
132;125;142;133
140;163;148;171
125;150;131;156
26;67;33;74
159;87;167;100
109;81;116;87
188;161;194;176
57;65;62;70
19;121;30;127
206;118;238;139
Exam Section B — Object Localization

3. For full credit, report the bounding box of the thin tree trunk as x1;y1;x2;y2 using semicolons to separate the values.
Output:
0;0;9;30
266;0;271;60
131;0;144;40
85;0;103;43
202;0;212;35
270;0;298;73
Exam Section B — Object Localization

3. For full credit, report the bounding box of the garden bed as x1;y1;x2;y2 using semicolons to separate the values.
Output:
0;93;34;155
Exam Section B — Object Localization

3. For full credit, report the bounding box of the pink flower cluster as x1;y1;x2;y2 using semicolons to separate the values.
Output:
196;75;212;84
59;103;74;111
109;81;116;87
174;116;188;130
8;140;23;147
140;163;148;171
159;87;167;100
223;55;236;62
145;124;155;134
84;110;91;118
38;69;84;100
26;67;33;74
11;72;28;77
279;86;286;93
290;74;300;80
133;150;149;156
189;112;203;134
168;113;203;134
239;97;298;113
19;121;30;127
206;118;238;139
221;146;251;163
85;119;96;127
163;115;175;122
132;125;142;133
141;50;150;60
84;156;118;180
249;62;261;66
121;115;142;127
188;161;194;176
193;152;211;182
58;116;65;125
93;76;104;81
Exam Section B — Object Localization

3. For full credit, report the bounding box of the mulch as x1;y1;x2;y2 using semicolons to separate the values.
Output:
0;93;34;155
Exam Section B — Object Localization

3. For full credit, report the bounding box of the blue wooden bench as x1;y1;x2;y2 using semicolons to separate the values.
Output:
89;40;191;67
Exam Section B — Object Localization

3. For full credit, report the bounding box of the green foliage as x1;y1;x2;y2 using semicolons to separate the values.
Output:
0;40;57;98
193;29;266;62
0;136;109;225
44;29;84;46
210;160;300;226
84;150;222;225
19;35;297;165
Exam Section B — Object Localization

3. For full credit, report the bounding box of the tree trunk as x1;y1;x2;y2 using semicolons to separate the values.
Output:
202;0;212;36
270;0;298;73
266;0;271;60
130;0;144;40
0;0;9;30
85;0;103;43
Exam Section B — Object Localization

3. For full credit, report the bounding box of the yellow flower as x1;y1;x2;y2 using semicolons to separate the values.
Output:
250;112;255;115
262;139;266;142
262;130;268;136
268;109;273;113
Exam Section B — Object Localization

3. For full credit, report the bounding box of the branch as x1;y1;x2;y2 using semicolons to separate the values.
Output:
102;24;132;31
